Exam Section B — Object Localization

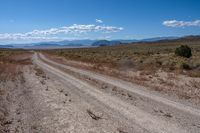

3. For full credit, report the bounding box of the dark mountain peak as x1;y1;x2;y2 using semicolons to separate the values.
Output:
0;45;14;48
92;40;121;46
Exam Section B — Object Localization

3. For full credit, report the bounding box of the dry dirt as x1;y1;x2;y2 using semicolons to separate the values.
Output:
0;52;200;133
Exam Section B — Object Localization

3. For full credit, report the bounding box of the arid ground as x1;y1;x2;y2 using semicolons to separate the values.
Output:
0;40;200;133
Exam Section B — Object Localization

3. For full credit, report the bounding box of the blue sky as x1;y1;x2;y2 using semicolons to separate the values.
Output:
0;0;200;44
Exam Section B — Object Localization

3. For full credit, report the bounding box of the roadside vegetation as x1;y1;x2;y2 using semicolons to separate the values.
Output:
0;49;31;80
0;49;32;132
175;45;192;58
44;39;200;77
42;39;200;104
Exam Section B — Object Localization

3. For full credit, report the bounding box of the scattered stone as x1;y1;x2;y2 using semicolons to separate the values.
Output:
3;120;12;125
112;87;117;92
117;128;128;133
102;84;108;89
164;113;173;118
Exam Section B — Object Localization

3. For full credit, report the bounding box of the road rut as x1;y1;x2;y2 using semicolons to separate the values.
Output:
32;53;200;133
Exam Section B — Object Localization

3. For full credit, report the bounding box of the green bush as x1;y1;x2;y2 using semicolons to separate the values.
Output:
175;45;192;58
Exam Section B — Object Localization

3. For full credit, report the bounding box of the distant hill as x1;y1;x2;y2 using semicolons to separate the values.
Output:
24;43;86;49
115;39;138;43
149;35;200;43
141;37;179;42
2;35;200;49
58;39;95;45
176;35;200;42
92;40;122;46
0;45;14;48
34;43;61;47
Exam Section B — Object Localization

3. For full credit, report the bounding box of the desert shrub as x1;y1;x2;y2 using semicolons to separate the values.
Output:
181;62;191;70
175;45;192;58
156;60;162;65
59;51;64;55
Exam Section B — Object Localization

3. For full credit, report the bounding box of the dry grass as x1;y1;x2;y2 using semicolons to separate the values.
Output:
0;49;32;132
41;40;200;105
0;49;32;81
43;39;200;77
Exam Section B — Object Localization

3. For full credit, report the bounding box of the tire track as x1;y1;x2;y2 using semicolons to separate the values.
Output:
38;53;200;117
33;53;187;133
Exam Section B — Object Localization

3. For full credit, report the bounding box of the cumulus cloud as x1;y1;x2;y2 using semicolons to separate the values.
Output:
0;34;60;41
96;19;103;23
0;24;123;41
163;20;200;27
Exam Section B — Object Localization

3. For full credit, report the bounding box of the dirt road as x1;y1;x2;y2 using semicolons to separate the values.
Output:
2;52;199;132
27;52;199;133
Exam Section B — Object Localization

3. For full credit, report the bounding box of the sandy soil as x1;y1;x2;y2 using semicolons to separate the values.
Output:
1;52;200;133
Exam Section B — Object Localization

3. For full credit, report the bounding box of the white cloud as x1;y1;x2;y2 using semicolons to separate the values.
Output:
163;20;200;27
0;34;60;41
96;19;103;23
0;24;123;41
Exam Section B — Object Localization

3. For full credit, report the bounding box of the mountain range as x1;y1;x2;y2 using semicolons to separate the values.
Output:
0;45;14;48
0;35;199;49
